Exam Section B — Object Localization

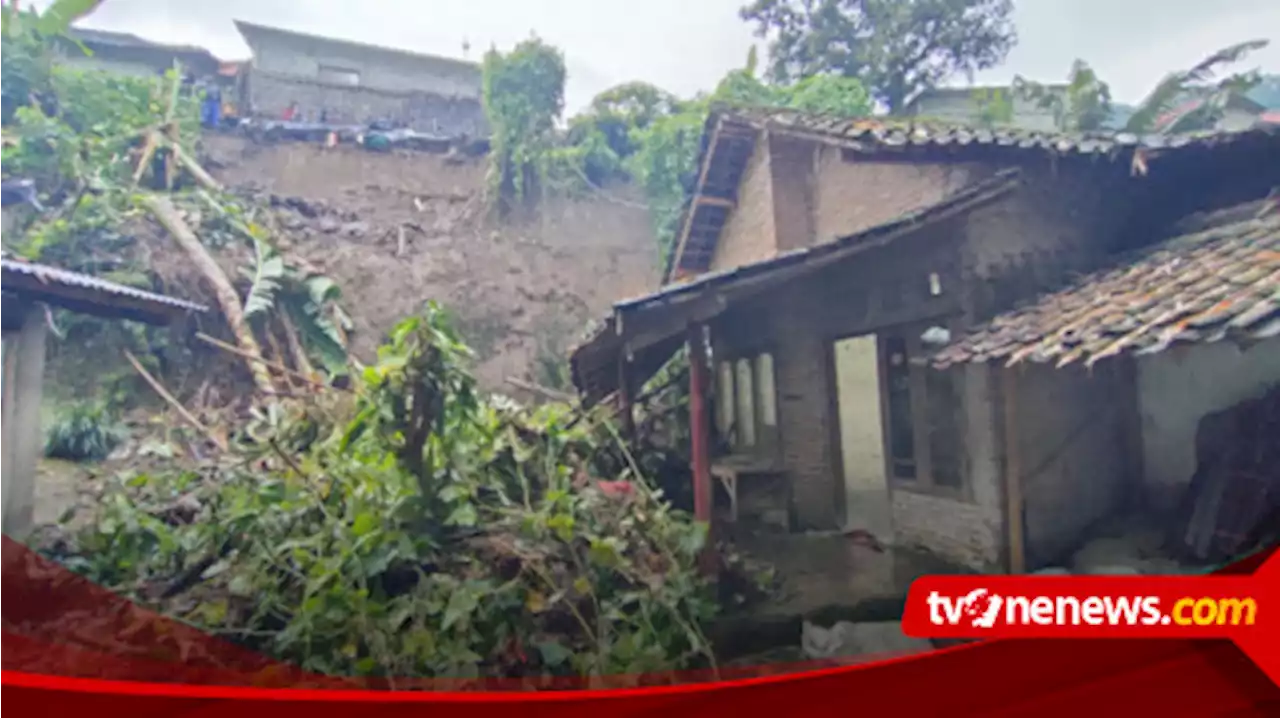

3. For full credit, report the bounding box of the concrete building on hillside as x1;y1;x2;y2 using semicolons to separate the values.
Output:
233;20;487;137
905;86;1068;131
59;27;222;79
572;107;1280;576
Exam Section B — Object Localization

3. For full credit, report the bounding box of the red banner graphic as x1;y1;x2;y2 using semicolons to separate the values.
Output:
2;536;1278;716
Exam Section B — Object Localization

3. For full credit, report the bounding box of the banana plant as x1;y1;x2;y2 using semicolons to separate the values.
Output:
278;273;353;376
2;0;102;37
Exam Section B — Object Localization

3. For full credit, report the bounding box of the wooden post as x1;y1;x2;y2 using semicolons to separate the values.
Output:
1001;366;1026;574
2;305;47;538
617;356;636;441
687;324;716;575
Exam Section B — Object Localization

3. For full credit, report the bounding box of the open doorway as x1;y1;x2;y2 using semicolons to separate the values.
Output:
832;334;894;543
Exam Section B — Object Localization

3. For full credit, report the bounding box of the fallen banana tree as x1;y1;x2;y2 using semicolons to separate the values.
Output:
39;304;750;683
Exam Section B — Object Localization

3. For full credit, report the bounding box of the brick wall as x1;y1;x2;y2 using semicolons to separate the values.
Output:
768;136;816;252
812;147;991;244
959;161;1130;322
710;138;777;271
715;225;964;533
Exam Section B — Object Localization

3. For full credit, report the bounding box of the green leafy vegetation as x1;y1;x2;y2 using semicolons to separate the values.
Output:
738;0;1017;113
2;1;352;408
1014;40;1271;134
481;41;873;264
44;402;125;462
481;35;568;210
47;305;727;680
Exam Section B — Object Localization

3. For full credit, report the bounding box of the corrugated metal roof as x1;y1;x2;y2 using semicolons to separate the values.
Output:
930;200;1280;370
2;258;208;318
66;27;220;60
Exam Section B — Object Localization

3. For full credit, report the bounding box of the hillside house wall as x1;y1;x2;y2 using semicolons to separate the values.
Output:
705;158;1147;570
1137;338;1280;514
709;135;994;273
238;24;487;135
711;221;965;532
245;71;486;135
709;137;777;271
812;147;992;245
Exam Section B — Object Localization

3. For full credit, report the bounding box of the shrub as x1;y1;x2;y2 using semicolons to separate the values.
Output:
44;403;124;462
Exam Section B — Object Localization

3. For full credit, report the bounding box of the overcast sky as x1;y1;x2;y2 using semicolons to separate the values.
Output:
39;0;1280;114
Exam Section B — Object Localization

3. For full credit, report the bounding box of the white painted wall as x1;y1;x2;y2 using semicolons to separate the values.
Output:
1137;338;1280;512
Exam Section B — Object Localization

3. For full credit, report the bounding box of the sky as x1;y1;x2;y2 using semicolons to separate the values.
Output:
35;0;1280;115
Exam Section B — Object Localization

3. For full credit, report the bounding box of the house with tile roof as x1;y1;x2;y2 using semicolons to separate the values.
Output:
1;257;207;539
571;105;1280;574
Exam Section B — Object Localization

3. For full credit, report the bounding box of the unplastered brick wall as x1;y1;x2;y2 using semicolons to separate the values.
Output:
709;139;777;272
812;147;992;244
768;136;816;253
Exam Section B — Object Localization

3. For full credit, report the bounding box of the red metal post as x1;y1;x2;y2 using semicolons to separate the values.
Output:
687;324;716;575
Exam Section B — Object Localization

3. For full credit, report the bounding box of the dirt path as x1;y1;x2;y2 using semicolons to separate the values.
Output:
33;458;98;527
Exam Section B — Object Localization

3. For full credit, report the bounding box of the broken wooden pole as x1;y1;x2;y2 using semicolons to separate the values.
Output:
617;356;636;441
687;323;716;576
143;195;276;395
1001;365;1026;574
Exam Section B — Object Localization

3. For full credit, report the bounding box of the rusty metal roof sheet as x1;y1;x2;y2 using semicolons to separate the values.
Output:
2;258;208;324
930;201;1280;370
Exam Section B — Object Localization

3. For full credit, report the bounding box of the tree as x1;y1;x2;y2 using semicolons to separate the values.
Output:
481;36;567;206
970;87;1013;128
739;0;1017;113
1012;59;1112;132
1124;39;1269;134
1015;40;1269;135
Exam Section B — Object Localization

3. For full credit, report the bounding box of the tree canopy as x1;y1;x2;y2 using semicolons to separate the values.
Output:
1014;40;1270;135
739;0;1017;113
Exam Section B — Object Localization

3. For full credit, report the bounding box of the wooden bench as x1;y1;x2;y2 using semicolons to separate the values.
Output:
710;454;782;523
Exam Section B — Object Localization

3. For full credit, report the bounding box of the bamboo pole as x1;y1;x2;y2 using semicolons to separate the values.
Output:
142;194;277;395
124;350;227;452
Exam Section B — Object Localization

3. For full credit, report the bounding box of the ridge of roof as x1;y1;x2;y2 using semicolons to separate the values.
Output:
233;20;480;74
710;104;1277;155
67;26;219;58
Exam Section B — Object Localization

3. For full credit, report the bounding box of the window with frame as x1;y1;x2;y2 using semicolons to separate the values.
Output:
881;330;966;495
715;350;778;455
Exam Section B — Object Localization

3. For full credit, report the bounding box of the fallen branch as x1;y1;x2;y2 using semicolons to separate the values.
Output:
196;332;343;392
170;143;223;193
131;130;160;186
505;376;575;403
124;350;228;452
143;194;277;395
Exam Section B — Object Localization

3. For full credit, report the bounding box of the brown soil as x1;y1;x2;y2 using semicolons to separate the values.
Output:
199;134;661;396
